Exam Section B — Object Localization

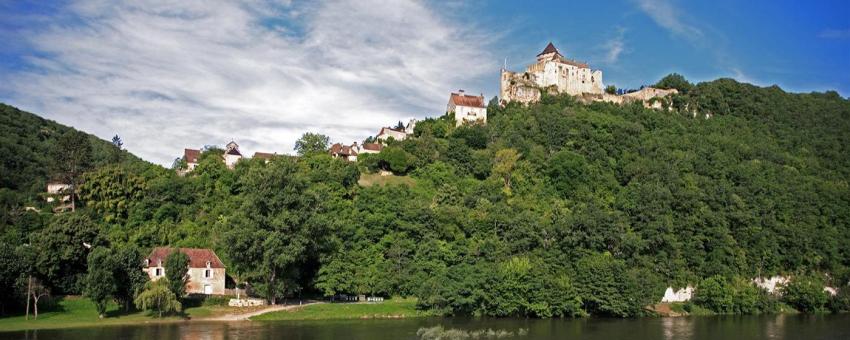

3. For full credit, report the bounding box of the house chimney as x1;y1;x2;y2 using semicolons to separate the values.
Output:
458;89;465;95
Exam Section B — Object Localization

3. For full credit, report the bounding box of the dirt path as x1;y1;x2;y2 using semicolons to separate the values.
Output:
200;301;322;321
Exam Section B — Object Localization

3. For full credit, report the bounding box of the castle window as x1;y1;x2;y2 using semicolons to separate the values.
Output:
205;269;211;278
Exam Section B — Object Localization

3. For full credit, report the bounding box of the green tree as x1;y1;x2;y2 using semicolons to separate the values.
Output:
654;73;693;94
51;130;93;211
79;165;145;223
85;247;117;318
164;250;189;298
605;85;617;94
294;132;330;156
31;214;102;293
781;275;829;313
492;148;520;194
134;280;181;317
113;245;149;311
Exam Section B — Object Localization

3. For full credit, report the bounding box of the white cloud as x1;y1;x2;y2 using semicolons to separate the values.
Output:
632;0;703;41
2;0;496;165
602;27;627;64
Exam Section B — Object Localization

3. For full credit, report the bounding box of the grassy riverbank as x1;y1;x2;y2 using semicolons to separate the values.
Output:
252;297;433;321
0;296;224;332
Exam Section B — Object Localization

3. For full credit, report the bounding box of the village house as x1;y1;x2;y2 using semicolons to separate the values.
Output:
447;90;487;127
223;141;242;169
144;247;226;295
252;152;275;163
359;142;383;154
45;181;73;212
183;148;201;170
376;127;408;142
330;142;359;162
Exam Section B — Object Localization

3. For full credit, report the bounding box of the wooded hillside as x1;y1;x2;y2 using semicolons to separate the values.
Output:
2;77;849;317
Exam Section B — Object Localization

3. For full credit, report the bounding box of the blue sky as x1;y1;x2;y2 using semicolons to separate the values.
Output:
1;0;848;165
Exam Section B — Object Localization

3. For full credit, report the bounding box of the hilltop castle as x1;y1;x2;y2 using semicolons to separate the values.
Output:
501;42;604;104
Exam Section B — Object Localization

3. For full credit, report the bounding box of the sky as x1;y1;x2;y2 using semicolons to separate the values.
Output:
1;0;848;166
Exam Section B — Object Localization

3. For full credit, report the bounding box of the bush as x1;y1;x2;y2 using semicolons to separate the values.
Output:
693;276;777;314
781;275;829;313
135;280;182;317
828;288;850;313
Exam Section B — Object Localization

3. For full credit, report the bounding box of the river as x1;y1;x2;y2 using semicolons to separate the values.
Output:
3;314;849;339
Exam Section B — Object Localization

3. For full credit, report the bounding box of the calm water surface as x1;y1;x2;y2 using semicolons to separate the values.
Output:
3;314;850;340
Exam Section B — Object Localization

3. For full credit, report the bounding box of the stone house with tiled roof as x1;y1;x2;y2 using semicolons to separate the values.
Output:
252;152;275;163
144;247;226;295
330;142;359;162
447;90;487;127
183;148;201;170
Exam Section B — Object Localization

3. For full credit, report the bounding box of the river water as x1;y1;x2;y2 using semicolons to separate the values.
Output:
3;314;849;340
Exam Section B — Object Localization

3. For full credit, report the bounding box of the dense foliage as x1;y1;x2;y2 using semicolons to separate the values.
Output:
1;77;849;318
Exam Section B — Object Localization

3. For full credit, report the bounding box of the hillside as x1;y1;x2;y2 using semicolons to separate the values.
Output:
0;103;154;200
1;77;849;318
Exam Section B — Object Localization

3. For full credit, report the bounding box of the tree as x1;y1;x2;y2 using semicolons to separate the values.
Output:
85;248;117;318
655;73;693;94
111;135;123;149
113;245;149;311
605;85;617;94
134;280;181;317
492;148;520;193
31;214;102;293
222;158;320;305
51;130;93;211
294;132;330;156
79;165;145;223
164;250;189;299
781;275;829;313
25;276;49;320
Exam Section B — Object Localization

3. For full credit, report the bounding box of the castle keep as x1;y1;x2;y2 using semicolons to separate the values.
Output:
501;42;604;104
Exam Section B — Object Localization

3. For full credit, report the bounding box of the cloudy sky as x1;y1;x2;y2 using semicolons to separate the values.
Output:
1;0;849;165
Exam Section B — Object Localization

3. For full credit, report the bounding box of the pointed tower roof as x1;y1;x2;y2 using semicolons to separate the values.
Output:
537;42;561;56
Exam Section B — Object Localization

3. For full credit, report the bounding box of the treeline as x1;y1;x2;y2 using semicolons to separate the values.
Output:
1;76;849;317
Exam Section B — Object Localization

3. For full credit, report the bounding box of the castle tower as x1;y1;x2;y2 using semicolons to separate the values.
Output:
536;42;562;62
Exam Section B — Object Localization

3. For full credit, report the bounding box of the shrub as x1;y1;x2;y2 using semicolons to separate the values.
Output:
134;280;182;317
827;288;850;313
781;275;829;313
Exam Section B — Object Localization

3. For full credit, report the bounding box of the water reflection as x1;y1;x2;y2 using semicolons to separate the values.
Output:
661;316;694;340
4;314;850;340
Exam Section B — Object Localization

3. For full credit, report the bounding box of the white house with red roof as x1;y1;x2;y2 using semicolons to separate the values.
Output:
144;247;226;295
183;148;201;170
447;90;487;127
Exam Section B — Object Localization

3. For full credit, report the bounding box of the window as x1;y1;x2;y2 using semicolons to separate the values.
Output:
155;268;162;276
205;269;211;278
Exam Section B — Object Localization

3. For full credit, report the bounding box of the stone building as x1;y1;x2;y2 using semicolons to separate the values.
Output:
376;127;408;142
501;42;603;104
330;142;359;162
447;90;487;126
223;141;242;169
183;148;201;171
144;247;226;295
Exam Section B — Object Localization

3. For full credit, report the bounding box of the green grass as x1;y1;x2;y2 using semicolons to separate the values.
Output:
358;173;416;187
0;296;224;332
251;297;433;321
